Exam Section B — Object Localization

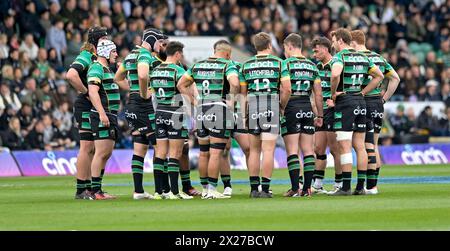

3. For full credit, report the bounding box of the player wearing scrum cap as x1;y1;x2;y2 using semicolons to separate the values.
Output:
328;28;384;196
115;28;168;200
350;30;400;195
88;40;128;200
67;26;108;200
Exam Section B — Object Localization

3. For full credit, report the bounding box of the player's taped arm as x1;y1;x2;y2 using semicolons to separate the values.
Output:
66;68;88;94
382;69;400;103
114;64;130;91
312;78;324;117
362;65;384;96
137;62;150;99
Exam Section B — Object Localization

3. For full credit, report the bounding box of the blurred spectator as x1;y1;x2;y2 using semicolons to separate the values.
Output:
36;48;50;79
0;34;10;62
18;51;33;77
19;77;39;107
0;116;25;150
19;33;39;60
25;119;46;150
45;18;67;64
389;104;415;137
0;81;21;113
19;0;46;41
17;102;37;137
424;80;442;101
438;106;450;136
416;106;440;136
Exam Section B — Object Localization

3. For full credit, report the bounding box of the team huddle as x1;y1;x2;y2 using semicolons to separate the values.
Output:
66;26;400;200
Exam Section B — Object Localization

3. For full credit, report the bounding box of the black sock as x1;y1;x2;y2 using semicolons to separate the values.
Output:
85;180;92;191
366;169;377;189
374;167;380;186
356;170;367;190
76;179;86;194
342;172;352;191
208;177;218;188
180;170;192;191
131;155;145;193
313;170;325;181
303;155;315;191
249;176;260;191
200;177;208;187
261;177;271;192
221;175;231;188
287;155;300;191
91;177;102;193
168;158;180;194
153;157;165;194
162;159;170;193
100;168;105;179
335;174;343;184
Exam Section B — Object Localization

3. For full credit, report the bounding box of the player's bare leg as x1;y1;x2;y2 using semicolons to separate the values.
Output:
353;132;367;195
197;138;210;197
259;133;277;198
313;131;327;193
91;139;116;200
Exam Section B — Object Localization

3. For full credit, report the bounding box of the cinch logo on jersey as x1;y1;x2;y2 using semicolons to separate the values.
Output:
296;110;314;118
196;113;217;122
249;61;275;68
125;110;137;120
152;70;171;77
371;110;384;119
251;110;274;119
353;106;367;115
156;117;174;126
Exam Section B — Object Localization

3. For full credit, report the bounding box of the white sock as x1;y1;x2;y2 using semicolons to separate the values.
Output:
335;182;343;188
314;178;323;188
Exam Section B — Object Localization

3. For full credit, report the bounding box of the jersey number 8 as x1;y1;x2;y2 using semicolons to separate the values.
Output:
202;80;210;96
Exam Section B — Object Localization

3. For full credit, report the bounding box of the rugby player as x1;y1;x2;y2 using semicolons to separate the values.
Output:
311;36;343;194
350;30;400;194
220;61;250;197
115;28;167;199
281;33;323;197
328;28;384;196
67;27;108;200
178;40;240;199
239;32;291;198
87;40;126;200
150;41;193;199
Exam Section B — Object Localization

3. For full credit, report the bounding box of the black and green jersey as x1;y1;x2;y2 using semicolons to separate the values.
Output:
360;50;395;96
284;56;320;98
330;48;376;94
123;46;162;93
69;50;96;87
239;54;289;95
317;60;332;109
185;57;238;103
88;62;120;115
150;63;186;109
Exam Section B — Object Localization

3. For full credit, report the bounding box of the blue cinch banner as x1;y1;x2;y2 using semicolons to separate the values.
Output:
2;143;449;177
0;150;22;177
379;143;450;165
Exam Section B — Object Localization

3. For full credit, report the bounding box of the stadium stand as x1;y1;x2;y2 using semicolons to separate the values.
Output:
0;0;448;150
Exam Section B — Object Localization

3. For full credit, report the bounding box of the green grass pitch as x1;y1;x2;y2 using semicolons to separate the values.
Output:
0;165;449;230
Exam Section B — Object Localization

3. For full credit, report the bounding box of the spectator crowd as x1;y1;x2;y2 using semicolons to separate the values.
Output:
0;0;449;150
